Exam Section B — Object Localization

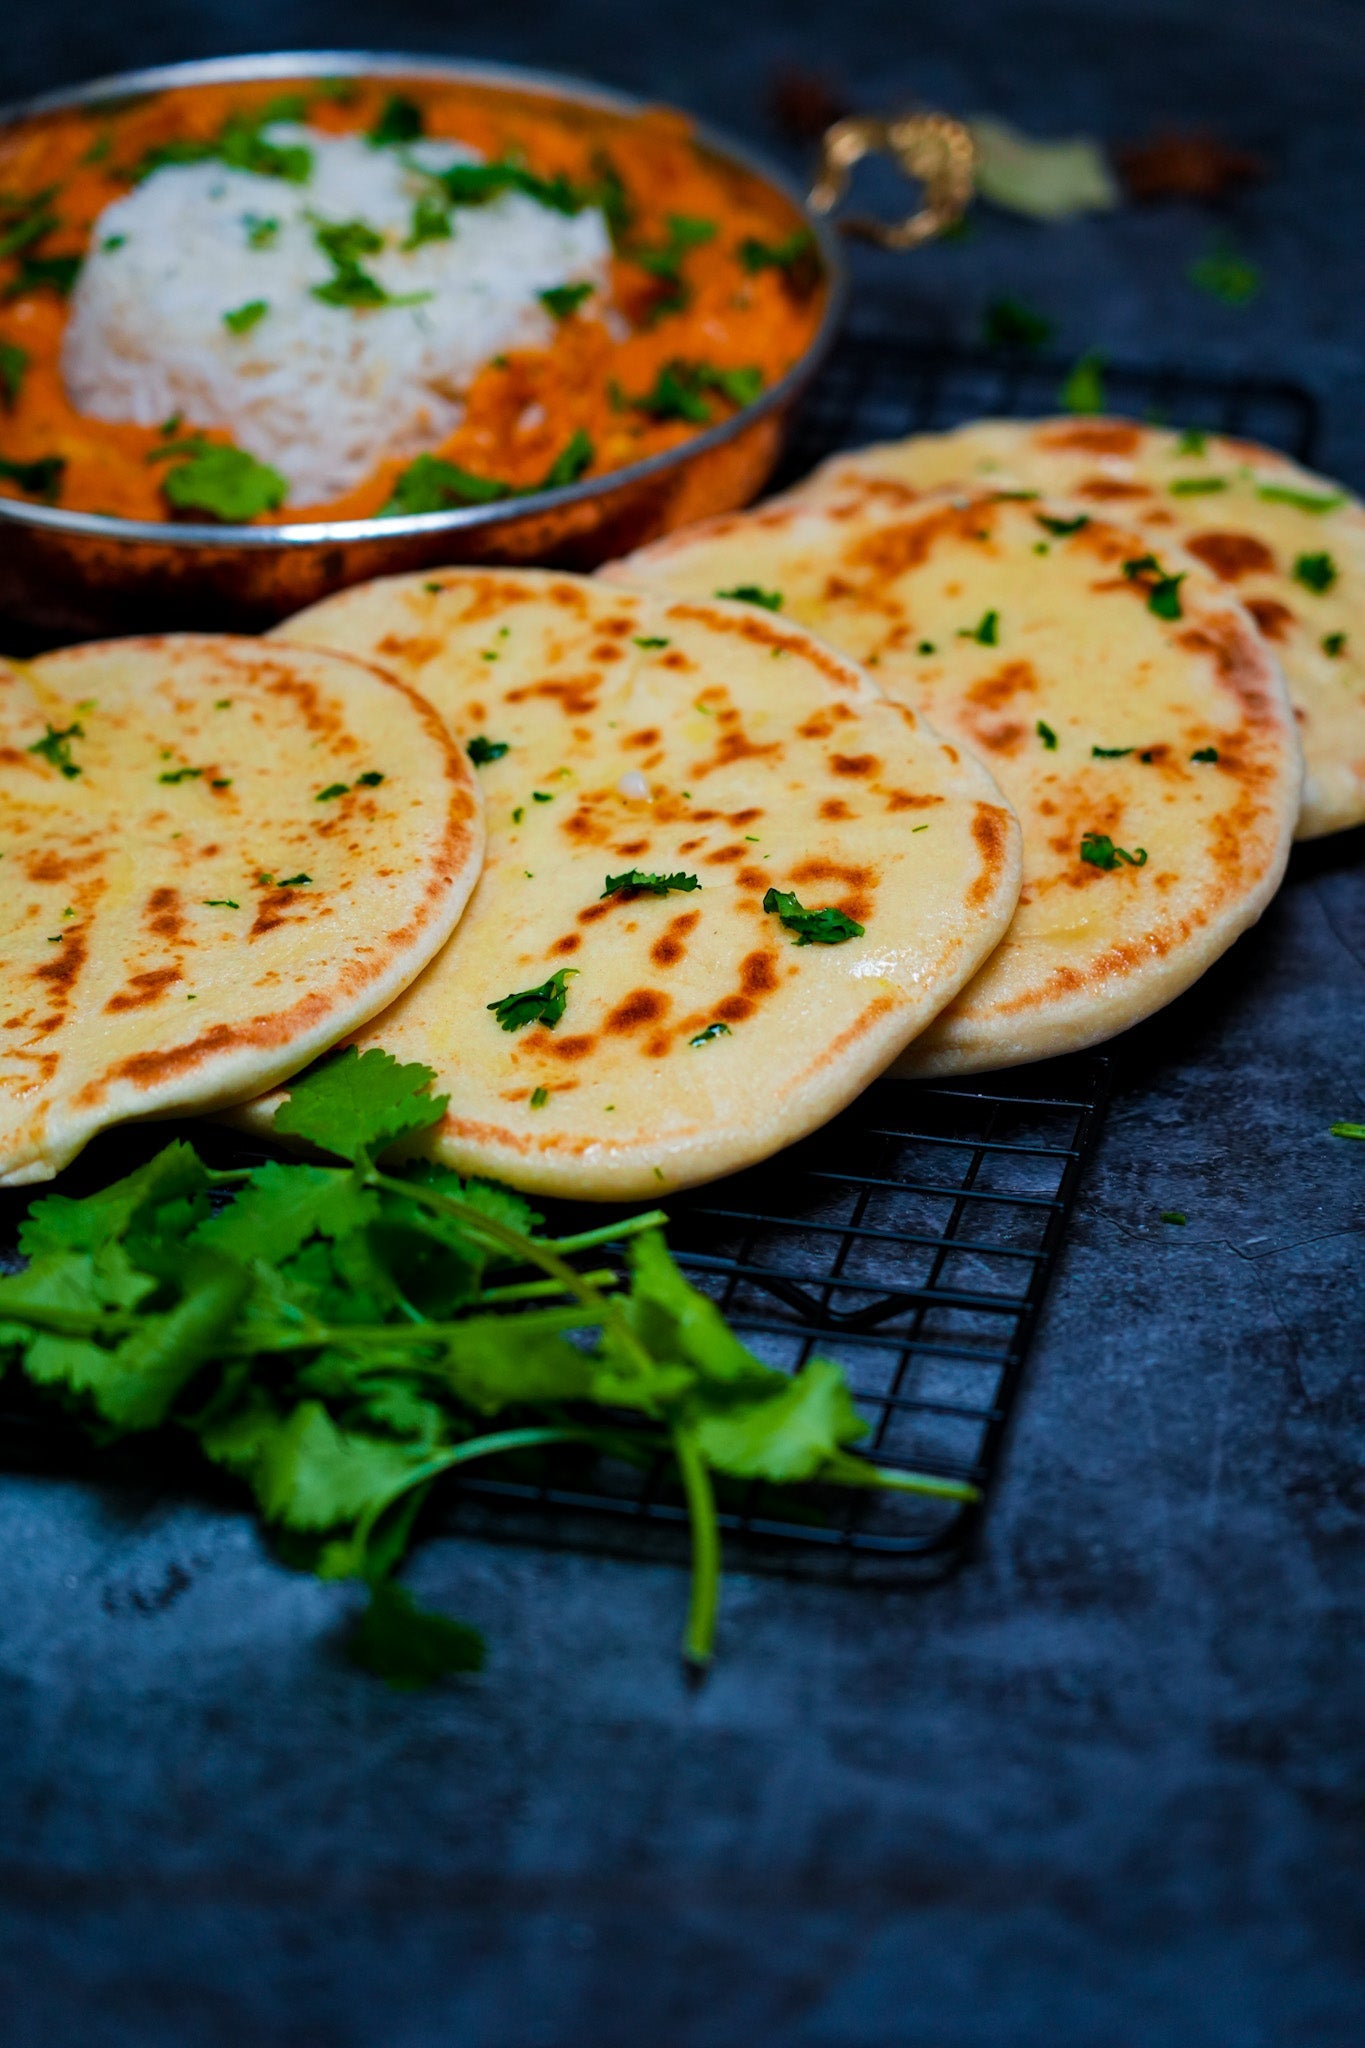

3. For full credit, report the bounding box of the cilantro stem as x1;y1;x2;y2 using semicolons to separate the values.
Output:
478;1268;618;1304
350;1423;623;1561
544;1209;669;1257
365;1169;658;1378
672;1426;721;1677
823;1449;980;1502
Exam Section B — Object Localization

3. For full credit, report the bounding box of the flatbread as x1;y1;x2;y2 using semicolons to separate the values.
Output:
249;568;1022;1197
605;486;1300;1076
798;418;1365;840
0;635;482;1185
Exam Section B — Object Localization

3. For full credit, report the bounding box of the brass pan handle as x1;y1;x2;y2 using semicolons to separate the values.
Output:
808;112;975;250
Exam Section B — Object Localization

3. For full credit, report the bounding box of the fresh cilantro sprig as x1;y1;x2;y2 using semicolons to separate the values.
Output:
0;1048;968;1684
1079;832;1147;870
382;431;593;516
162;444;287;521
0;453;65;501
1123;553;1186;619
488;970;577;1032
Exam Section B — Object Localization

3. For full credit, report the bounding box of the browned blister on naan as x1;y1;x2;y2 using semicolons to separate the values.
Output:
797;417;1364;839
246;568;1022;1197
0;636;482;1183
608;486;1301;1076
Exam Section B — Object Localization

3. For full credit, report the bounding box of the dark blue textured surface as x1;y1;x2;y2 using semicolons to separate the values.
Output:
3;4;1364;2043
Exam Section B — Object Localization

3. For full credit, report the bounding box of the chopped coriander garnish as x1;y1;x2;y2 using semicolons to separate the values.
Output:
959;609;999;646
368;95;424;147
0;339;29;407
3;252;82;302
602;870;700;898
532;790;553;804
162;445;287;520
488;968;577;1031
100;234;127;253
627;213;716;316
1169;476;1229;495
310;216;430;311
631;358;763;423
403;193;452;250
1256;483;1345;514
1187;246;1260;306
530;1086;550;1108
539;281;594;320
131;112;312;187
1176;428;1208;456
158;765;204;784
467;737;510;765
763;886;864;946
317;782;349;801
1160;1210;1187;1225
917;640;936;655
1330;1121;1365;1140
539;428;594;491
381;431;591;515
982;295;1054;350
736;229;821;294
278;873;311;887
1035;512;1089;536
512;807;524;824
716;584;783;610
436;158;588;217
0;453;65;501
243;213;280;248
1092;745;1133;758
0;188;61;262
27;721;83;778
1123;554;1185;619
203;898;239;909
1191;747;1219;763
1079;833;1147;870
1037;720;1058;749
690;1022;731;1046
222;298;269;335
633;636;670;650
1293;551;1338;594
1059;352;1105;415
1323;633;1347;658
356;771;384;787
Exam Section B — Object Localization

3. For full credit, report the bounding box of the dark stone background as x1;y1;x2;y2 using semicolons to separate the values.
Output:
2;3;1363;2042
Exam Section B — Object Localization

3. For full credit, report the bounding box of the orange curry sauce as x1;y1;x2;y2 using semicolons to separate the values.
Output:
0;74;826;522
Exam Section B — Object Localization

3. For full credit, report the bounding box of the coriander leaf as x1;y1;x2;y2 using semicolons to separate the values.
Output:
959;609;999;645
1035;511;1089;536
538;428;594;490
368;95;424;147
1036;720;1058;749
1294;551;1337;594
1079;832;1147;870
1187;246;1260;306
243;213;279;248
539;281;593;320
403;193;451;249
162;445;287;520
1059;351;1105;414
616;1230;777;1393
1323;633;1347;658
1176;428;1208;455
1169;477;1228;495
736;228;821;294
27;720;83;777
203;1397;431;1530
2;253;81;301
348;1578;484;1686
982;295;1054;350
691;1356;868;1483
0;454;65;501
1123;553;1185;618
715;584;782;610
275;1045;449;1163
20;1141;210;1257
690;1022;730;1046
763;886;864;946
223;298;269;335
382;454;512;515
1191;746;1219;763
191;1160;378;1263
488;969;577;1032
437;159;587;216
631;358;762;422
1092;744;1134;758
0;339;28;407
601;869;700;898
467;735;510;764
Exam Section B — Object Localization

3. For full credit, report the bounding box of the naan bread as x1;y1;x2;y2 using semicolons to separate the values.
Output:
0;636;482;1184
606;486;1300;1076
251;568;1022;1197
798;418;1365;839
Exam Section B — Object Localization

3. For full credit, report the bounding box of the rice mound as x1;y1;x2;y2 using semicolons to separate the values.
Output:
61;127;612;506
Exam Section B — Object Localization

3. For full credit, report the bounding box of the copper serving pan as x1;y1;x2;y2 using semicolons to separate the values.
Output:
0;53;973;643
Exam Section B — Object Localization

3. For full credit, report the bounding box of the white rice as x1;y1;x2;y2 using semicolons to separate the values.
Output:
61;127;612;505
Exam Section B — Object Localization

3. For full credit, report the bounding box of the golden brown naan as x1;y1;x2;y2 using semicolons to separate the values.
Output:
607;486;1300;1075
248;568;1023;1196
798;417;1365;839
0;636;482;1184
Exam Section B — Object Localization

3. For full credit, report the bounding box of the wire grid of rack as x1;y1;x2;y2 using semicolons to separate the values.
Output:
0;333;1321;1578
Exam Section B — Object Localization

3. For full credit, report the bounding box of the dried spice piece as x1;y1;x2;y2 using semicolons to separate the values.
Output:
769;68;852;144
1116;132;1265;204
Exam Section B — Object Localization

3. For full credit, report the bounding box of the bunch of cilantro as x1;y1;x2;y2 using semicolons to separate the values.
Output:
0;1050;972;1685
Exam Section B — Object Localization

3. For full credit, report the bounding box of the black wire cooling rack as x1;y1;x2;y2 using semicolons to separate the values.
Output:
0;333;1321;1579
